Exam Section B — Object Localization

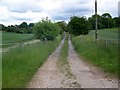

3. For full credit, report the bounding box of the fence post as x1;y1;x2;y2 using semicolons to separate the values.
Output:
105;38;107;46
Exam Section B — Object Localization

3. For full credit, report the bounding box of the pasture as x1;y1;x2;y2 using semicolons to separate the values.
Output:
1;31;34;48
72;28;118;76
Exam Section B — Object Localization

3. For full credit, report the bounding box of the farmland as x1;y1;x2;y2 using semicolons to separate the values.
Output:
72;28;118;76
1;31;34;48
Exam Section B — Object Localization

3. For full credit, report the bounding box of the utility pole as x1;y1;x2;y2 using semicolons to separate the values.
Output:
118;1;120;17
95;0;98;40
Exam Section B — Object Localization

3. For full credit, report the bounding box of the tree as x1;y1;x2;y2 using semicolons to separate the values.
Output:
113;17;120;27
1;24;6;31
68;16;89;35
101;13;114;28
57;21;67;34
27;23;35;34
33;18;60;41
6;25;16;32
88;14;104;29
19;22;28;28
29;23;35;28
18;22;33;33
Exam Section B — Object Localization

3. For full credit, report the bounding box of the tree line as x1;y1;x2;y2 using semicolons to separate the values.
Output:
1;13;120;40
68;13;120;36
1;22;34;34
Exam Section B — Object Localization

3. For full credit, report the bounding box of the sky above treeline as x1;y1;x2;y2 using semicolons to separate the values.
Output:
0;0;119;26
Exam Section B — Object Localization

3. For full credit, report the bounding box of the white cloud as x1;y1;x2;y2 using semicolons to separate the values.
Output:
0;0;119;26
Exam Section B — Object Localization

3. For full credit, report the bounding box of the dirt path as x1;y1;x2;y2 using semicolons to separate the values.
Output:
27;35;118;88
68;37;118;88
27;36;67;88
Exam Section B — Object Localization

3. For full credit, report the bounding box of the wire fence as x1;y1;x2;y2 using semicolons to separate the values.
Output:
93;39;119;47
78;35;119;47
88;29;119;46
1;40;40;52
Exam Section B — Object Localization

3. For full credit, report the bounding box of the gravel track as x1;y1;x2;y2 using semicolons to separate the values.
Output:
27;37;67;88
27;36;118;88
68;37;118;88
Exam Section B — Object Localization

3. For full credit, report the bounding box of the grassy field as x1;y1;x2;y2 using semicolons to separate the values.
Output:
2;35;61;88
1;31;34;48
72;28;118;77
89;28;118;39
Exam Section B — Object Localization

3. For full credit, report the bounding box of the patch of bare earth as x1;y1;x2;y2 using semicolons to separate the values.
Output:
68;37;118;88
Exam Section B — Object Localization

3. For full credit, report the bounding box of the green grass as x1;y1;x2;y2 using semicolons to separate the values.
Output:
58;35;73;79
0;31;1;89
1;31;34;48
0;31;2;48
72;28;118;77
89;28;118;39
0;31;2;43
59;37;68;66
0;52;1;89
2;35;61;88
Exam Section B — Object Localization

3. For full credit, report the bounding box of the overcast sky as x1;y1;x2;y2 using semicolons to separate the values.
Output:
0;0;119;26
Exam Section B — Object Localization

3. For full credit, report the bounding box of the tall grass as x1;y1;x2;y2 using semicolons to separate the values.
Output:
2;35;61;88
72;35;118;76
0;52;2;89
89;28;118;40
0;31;2;89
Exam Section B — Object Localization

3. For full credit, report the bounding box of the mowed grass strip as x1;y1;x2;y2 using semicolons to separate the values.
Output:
72;35;118;77
2;36;61;88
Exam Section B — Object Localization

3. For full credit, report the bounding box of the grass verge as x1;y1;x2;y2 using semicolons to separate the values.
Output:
2;35;61;88
72;35;118;77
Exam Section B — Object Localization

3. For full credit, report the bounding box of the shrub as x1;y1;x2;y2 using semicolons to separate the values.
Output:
33;18;60;41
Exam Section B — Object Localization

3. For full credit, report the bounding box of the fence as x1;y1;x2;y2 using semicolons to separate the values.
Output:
1;40;40;52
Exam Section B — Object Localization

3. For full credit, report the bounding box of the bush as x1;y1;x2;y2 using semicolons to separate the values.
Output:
33;18;60;41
